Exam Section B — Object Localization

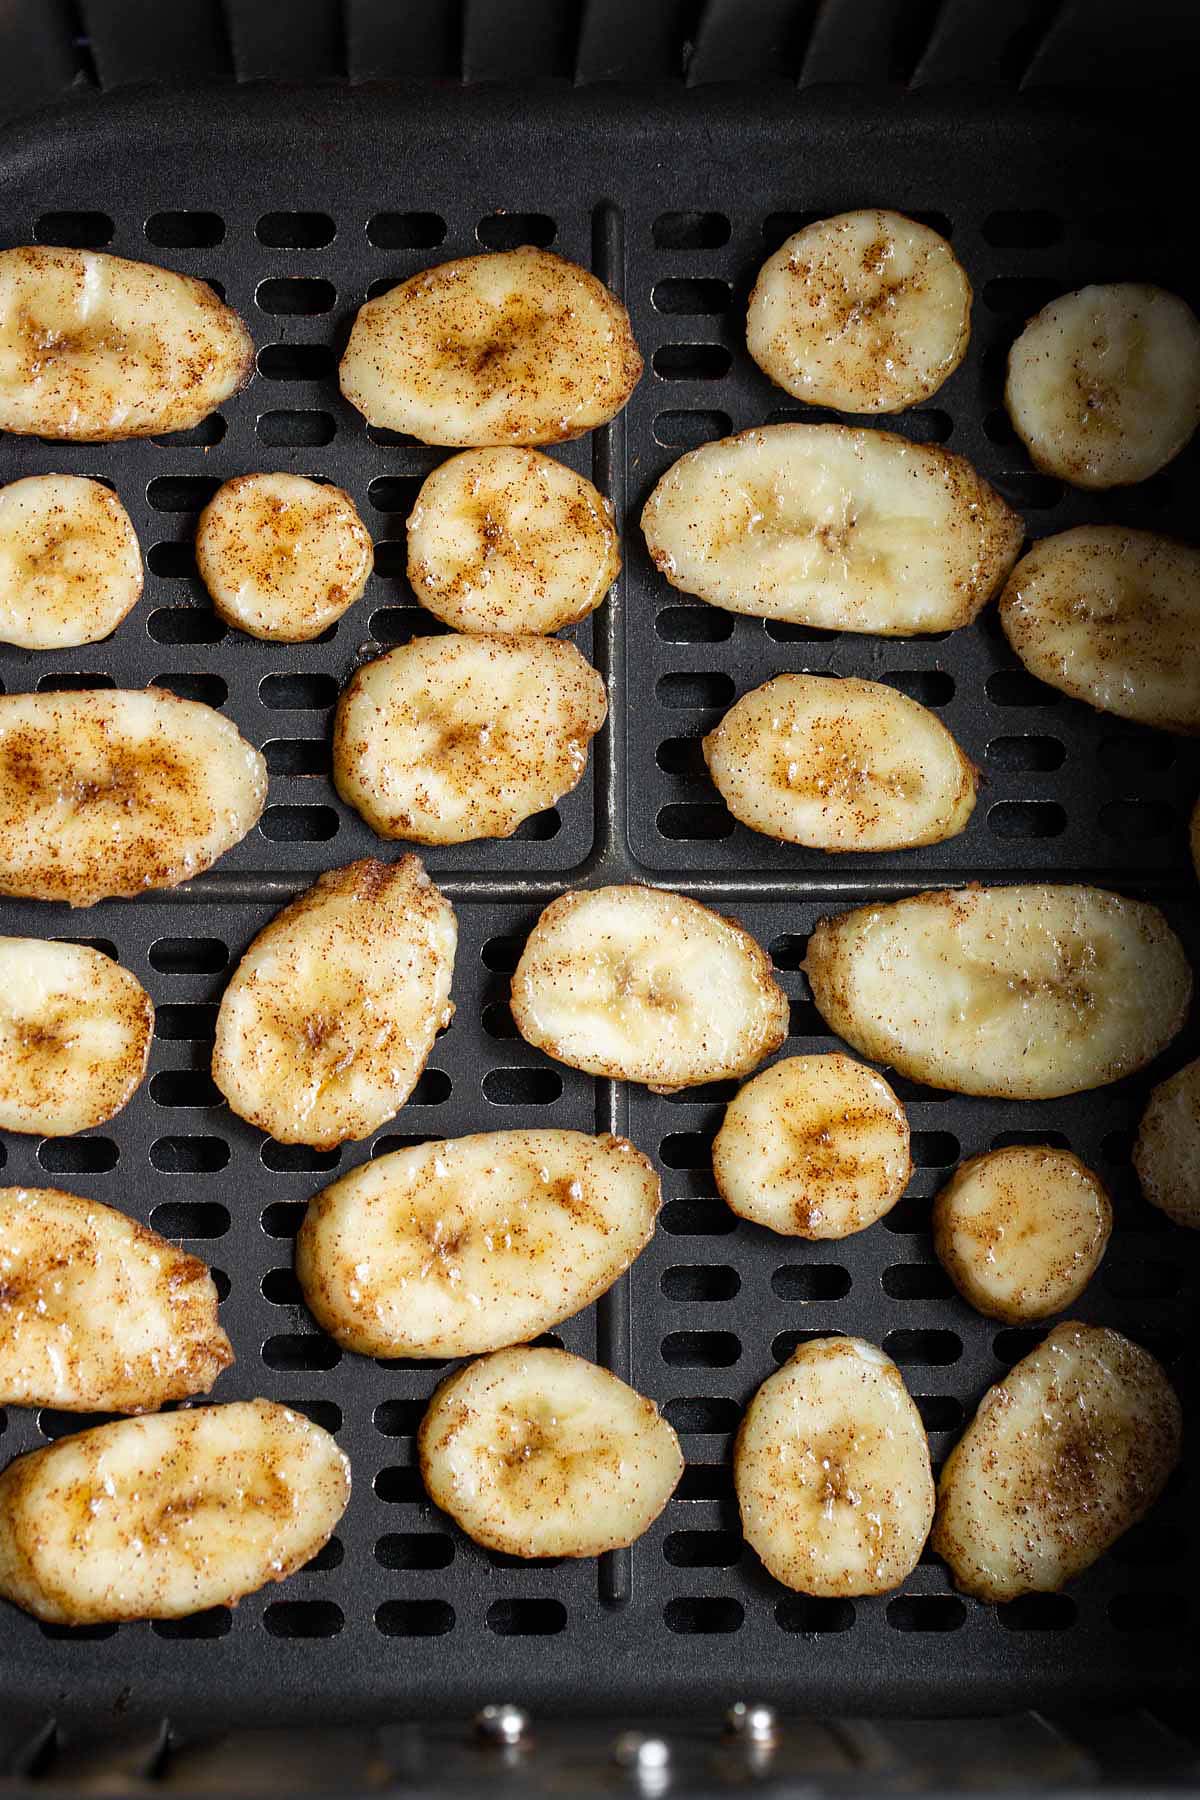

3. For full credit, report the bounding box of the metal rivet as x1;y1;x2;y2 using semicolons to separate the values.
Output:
474;1704;529;1748
613;1731;671;1771
725;1702;779;1746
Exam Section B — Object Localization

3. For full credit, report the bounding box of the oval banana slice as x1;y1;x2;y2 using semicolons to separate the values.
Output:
0;246;254;441
213;857;456;1149
0;475;142;650
196;473;373;643
747;209;971;413
0;688;267;906
0;1400;349;1623
932;1323;1181;1601
641;424;1022;633
0;1185;231;1411
1006;283;1200;489
1134;1057;1200;1230
338;247;642;447
933;1146;1112;1322
297;1129;659;1358
806;884;1190;1099
406;447;619;635
511;885;788;1091
704;673;976;850
735;1337;934;1597
333;634;606;844
419;1347;682;1557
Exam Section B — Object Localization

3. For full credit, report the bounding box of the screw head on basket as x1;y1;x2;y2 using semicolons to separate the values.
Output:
474;1704;530;1748
725;1702;779;1745
613;1731;671;1784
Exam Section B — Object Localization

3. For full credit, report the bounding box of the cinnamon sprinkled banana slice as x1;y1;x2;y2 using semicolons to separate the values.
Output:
1134;1058;1200;1230
511;885;788;1092
0;475;142;650
419;1347;681;1558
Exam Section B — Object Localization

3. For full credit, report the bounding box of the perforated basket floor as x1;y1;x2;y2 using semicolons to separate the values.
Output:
0;83;1195;1729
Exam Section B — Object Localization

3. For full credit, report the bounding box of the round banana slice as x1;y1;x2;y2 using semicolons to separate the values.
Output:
333;633;606;844
933;1323;1181;1601
213;857;456;1149
196;473;372;643
806;884;1190;1100
1006;283;1200;489
339;247;642;447
0;245;254;441
747;209;971;413
419;1347;682;1558
0;1400;349;1624
511;885;789;1092
933;1146;1112;1322
0;1185;232;1411
712;1053;910;1239
1134;1057;1200;1230
735;1337;934;1597
704;673;976;851
0;475;142;650
641;424;1022;633
406;447;619;635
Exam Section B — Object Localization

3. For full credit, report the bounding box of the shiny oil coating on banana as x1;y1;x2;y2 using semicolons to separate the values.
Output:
1134;1058;1200;1230
0;475;142;651
0;1400;349;1624
0;1185;231;1412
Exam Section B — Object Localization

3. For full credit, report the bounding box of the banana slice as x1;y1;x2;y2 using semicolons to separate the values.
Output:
196;473;373;643
212;857;456;1149
933;1146;1112;1322
641;424;1022;633
339;247;642;447
0;688;267;906
511;885;788;1091
0;1185;231;1411
0;246;253;441
333;634;606;844
735;1337;934;1596
406;447;619;635
806;885;1190;1100
747;209;971;413
933;1323;1181;1601
298;1130;659;1358
712;1053;910;1239
704;673;976;850
418;1347;682;1557
1006;284;1200;489
0;1400;349;1623
1134;1058;1200;1230
0;475;142;650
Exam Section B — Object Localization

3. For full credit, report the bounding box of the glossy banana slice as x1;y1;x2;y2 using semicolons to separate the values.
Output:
406;447;619;635
213;857;456;1149
0;246;253;441
806;885;1190;1099
339;248;642;446
641;424;1021;633
0;475;142;650
511;885;788;1091
1006;284;1200;488
933;1323;1181;1601
419;1347;682;1557
747;209;971;413
0;1185;231;1411
0;1400;349;1623
1134;1058;1200;1230
735;1337;934;1596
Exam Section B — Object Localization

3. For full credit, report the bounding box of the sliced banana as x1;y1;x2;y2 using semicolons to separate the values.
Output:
0;475;142;650
0;1400;349;1623
806;884;1190;1100
212;856;456;1149
339;247;642;447
0;1185;231;1411
0;688;267;906
747;209;971;413
1006;283;1200;489
406;447;619;635
0;245;254;441
510;885;788;1092
933;1146;1112;1322
1134;1057;1200;1230
641;424;1022;633
196;473;373;643
419;1347;682;1558
933;1323;1181;1601
735;1337;934;1597
333;633;606;844
704;673;976;850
